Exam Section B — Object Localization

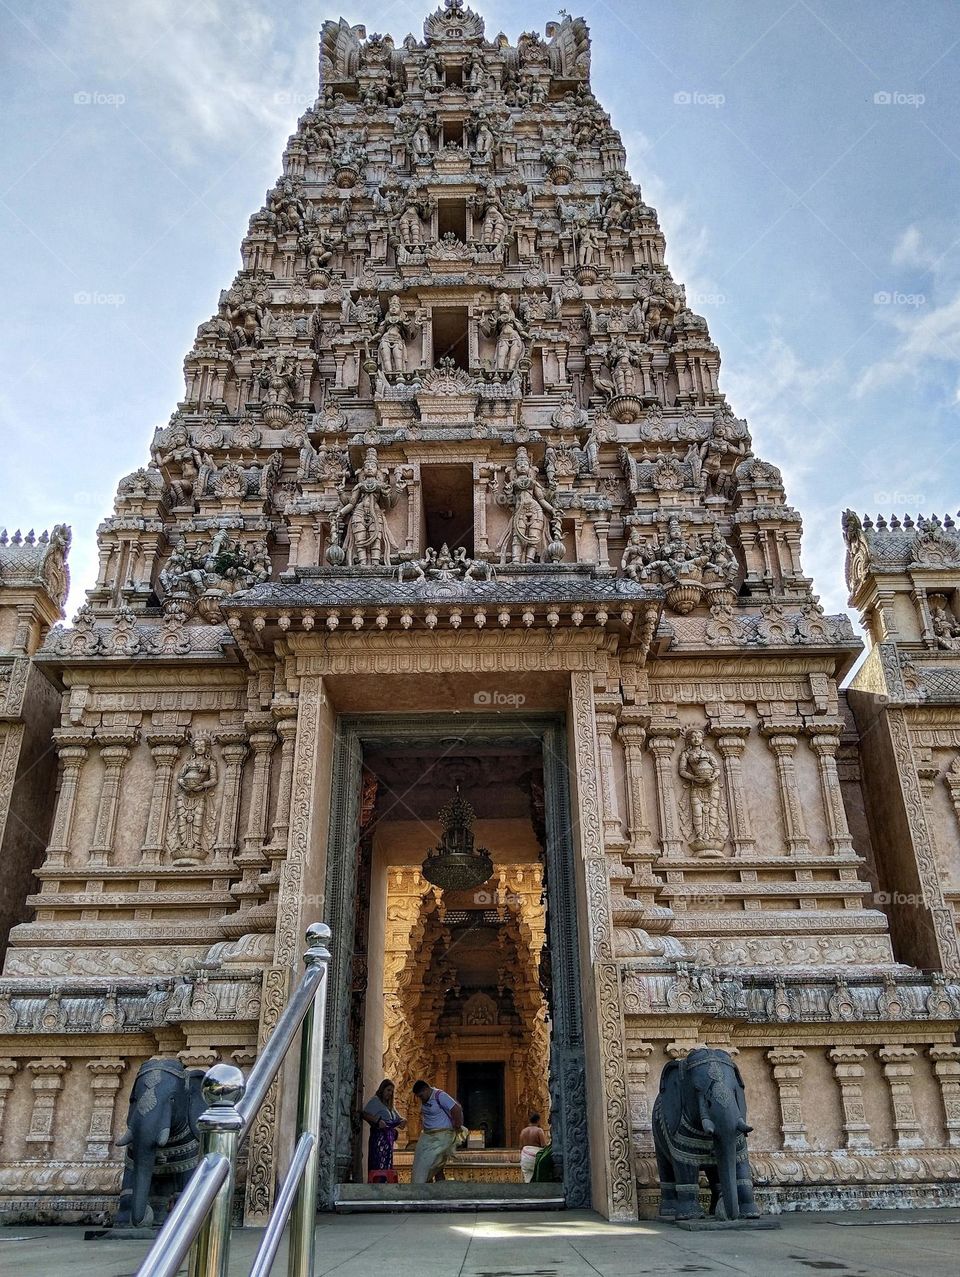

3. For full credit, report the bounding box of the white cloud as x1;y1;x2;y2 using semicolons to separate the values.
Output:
62;0;316;162
854;291;960;399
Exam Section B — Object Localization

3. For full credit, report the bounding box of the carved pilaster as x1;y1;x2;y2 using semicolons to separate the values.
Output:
267;709;298;852
46;730;94;867
647;726;683;859
877;1046;923;1148
240;725;277;861
761;725;810;854
89;732;138;866
767;1047;808;1149
25;1058;69;1155
0;1059;19;1151
828;1047;871;1150
213;732;249;864
618;720;651;849
886;708;960;975
141;732;187;866
930;1045;960;1147
595;707;628;849
710;724;755;856
807;723;855;855
626;1042;654;1154
85;1058;125;1160
570;671;637;1221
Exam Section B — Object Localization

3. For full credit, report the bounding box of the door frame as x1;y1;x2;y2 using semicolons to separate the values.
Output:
317;712;591;1206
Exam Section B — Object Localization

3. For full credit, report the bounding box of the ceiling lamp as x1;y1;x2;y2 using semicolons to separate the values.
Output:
422;787;493;891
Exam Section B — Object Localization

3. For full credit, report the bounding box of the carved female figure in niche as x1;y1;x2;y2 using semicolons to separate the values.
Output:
168;737;219;864
480;293;529;375
374;295;416;377
678;727;723;852
397;191;432;250
472;115;495;162
335;447;398;566
498;447;560;564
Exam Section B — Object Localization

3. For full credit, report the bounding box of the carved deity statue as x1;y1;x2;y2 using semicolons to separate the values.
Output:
396;189;434;250
228;283;265;348
929;594;960;650
576;221;604;268
167;737;219;863
678;727;723;852
334;447;399;566
471;113;496;161
258;354;299;406
269;177;306;233
479;293;529;375
498;447;561;564
470;195;507;251
620;526;647;581
155;424;202;508
374;295;417;377
409;118;435;163
596;335;640;401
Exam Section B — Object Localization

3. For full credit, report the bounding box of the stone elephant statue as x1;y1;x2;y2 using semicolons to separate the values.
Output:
115;1057;208;1227
652;1047;759;1221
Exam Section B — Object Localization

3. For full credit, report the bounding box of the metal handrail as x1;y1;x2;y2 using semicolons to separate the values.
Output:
135;922;331;1277
248;1132;315;1277
137;1154;231;1277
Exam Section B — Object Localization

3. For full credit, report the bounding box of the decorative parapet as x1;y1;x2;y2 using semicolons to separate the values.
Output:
621;963;960;1025
0;971;262;1034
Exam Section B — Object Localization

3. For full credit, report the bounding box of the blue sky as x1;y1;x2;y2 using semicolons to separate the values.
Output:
1;0;958;619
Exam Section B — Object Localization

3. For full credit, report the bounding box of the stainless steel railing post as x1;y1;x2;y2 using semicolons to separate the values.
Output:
187;1063;246;1277
286;922;331;1277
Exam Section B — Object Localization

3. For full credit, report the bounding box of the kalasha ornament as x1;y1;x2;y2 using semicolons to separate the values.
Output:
422;787;493;891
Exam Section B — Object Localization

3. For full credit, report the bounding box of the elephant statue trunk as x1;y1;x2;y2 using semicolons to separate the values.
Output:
652;1047;760;1222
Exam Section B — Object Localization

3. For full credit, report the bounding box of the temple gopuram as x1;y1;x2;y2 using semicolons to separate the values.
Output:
1;0;959;1224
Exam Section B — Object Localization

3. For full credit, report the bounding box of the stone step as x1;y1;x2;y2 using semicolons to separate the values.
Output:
333;1182;566;1213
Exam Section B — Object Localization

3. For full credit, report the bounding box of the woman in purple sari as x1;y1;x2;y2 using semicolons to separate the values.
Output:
362;1079;405;1174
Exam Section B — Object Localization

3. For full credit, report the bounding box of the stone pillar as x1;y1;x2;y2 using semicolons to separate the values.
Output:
710;725;755;856
89;732;138;866
767;1047;808;1149
595;707;628;849
85;1058;125;1160
241;725;277;860
877;1046;923;1148
807;723;855;855
647;726;683;859
626;1042;654;1154
930;1045;960;1147
0;1060;19;1151
141;732;186;866
46;731;94;868
213;733;249;864
828;1047;871;1149
761;726;810;854
618;721;651;850
25;1058;69;1155
268;709;298;851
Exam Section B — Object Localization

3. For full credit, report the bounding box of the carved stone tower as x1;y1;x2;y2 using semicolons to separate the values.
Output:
0;0;958;1225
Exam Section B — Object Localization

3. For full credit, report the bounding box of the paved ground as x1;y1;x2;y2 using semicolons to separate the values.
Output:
3;1208;960;1276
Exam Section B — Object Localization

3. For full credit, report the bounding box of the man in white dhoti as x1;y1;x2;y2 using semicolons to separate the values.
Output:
411;1079;464;1184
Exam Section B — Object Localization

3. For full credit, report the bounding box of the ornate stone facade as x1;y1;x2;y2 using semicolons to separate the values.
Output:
1;0;959;1224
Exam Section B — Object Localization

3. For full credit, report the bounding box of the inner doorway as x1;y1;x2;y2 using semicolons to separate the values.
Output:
319;715;590;1207
457;1062;505;1148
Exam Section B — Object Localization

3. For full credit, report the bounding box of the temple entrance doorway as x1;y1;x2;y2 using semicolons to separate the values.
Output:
457;1062;506;1149
319;715;590;1207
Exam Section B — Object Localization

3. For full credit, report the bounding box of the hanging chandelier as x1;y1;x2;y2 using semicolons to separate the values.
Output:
422;787;493;891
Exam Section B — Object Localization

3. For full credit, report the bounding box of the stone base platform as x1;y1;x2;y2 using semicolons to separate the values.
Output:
333;1182;564;1212
392;1148;522;1184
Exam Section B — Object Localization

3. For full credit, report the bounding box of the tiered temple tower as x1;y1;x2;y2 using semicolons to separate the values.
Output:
0;0;959;1224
